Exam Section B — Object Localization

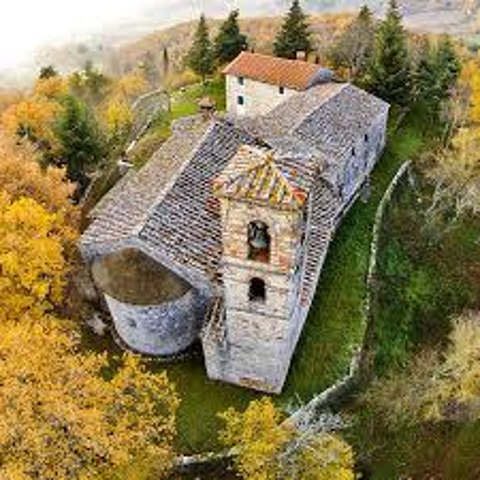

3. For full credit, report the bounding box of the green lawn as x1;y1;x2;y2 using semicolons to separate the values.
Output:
129;78;226;168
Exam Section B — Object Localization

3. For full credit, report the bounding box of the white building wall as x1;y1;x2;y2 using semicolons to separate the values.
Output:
226;74;297;117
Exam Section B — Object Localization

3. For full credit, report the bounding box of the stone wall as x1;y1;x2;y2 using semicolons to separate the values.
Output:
105;288;208;356
226;75;297;118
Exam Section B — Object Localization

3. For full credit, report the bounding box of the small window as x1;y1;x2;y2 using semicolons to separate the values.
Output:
364;133;369;143
237;95;245;106
249;278;266;302
279;86;285;95
351;147;356;157
238;76;244;86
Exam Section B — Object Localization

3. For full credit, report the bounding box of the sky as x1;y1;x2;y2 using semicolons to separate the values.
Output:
0;0;166;70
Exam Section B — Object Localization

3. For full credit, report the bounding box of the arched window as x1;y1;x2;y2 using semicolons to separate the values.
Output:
249;278;266;302
247;221;271;263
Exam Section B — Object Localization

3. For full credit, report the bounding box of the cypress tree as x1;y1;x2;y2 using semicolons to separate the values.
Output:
214;10;248;65
162;46;170;79
187;14;215;82
55;95;106;191
367;0;412;106
273;0;312;60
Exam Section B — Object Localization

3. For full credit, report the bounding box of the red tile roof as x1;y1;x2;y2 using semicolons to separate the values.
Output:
223;52;323;91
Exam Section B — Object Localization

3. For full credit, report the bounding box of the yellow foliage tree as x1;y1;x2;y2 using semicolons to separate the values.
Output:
0;131;77;224
459;55;480;124
0;321;179;479
1;96;61;152
33;75;68;99
0;193;72;322
219;398;355;480
114;70;149;101
102;95;134;140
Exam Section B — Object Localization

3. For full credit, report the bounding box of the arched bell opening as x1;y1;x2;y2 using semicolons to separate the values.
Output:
247;220;271;263
249;278;266;303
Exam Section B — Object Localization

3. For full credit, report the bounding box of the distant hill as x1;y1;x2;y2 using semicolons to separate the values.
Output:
3;0;479;87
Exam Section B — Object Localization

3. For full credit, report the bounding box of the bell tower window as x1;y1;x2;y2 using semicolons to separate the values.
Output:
247;221;271;263
249;278;266;302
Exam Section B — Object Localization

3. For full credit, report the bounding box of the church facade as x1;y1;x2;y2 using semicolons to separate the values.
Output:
81;52;389;393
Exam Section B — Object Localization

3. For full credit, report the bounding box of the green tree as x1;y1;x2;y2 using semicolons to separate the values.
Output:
436;35;461;96
39;65;58;79
213;10;248;65
414;36;461;119
367;0;412;106
187;14;215;82
329;5;376;83
273;0;312;60
55;95;106;191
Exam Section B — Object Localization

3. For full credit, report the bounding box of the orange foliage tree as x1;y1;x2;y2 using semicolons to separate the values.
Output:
0;322;179;479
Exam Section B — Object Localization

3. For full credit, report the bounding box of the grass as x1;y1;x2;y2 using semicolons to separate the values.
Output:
129;77;226;168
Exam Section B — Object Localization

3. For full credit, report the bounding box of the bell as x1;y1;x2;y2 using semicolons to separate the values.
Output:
250;224;269;250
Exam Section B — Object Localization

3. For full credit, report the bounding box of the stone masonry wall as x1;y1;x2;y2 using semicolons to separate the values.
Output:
105;288;208;356
226;75;297;118
207;198;304;393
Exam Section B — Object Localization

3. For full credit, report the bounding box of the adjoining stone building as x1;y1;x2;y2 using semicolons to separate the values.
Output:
81;52;389;393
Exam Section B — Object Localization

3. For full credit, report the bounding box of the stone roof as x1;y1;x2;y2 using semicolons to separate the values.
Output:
223;52;324;91
213;145;312;210
82;81;388;292
240;82;390;163
81;116;211;248
136;120;259;287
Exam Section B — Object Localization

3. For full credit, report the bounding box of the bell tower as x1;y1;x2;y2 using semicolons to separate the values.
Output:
204;145;308;393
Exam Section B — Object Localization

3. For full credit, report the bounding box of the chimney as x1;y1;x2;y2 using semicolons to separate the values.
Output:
198;97;216;121
296;51;307;61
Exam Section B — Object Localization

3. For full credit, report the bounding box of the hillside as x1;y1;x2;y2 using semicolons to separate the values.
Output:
25;0;479;81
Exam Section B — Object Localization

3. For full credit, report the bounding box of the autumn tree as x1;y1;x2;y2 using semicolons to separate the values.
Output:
274;0;312;60
214;10;248;65
328;5;376;83
187;14;215;82
113;69;149;102
102;95;134;145
367;0;412;106
426;127;480;216
54;95;106;190
363;313;480;428
0;322;179;479
0;193;72;323
219;397;355;480
460;55;480;123
1;96;62;154
0;131;76;223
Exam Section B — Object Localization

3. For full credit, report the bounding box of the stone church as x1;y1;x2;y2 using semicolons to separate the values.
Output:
81;52;389;393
